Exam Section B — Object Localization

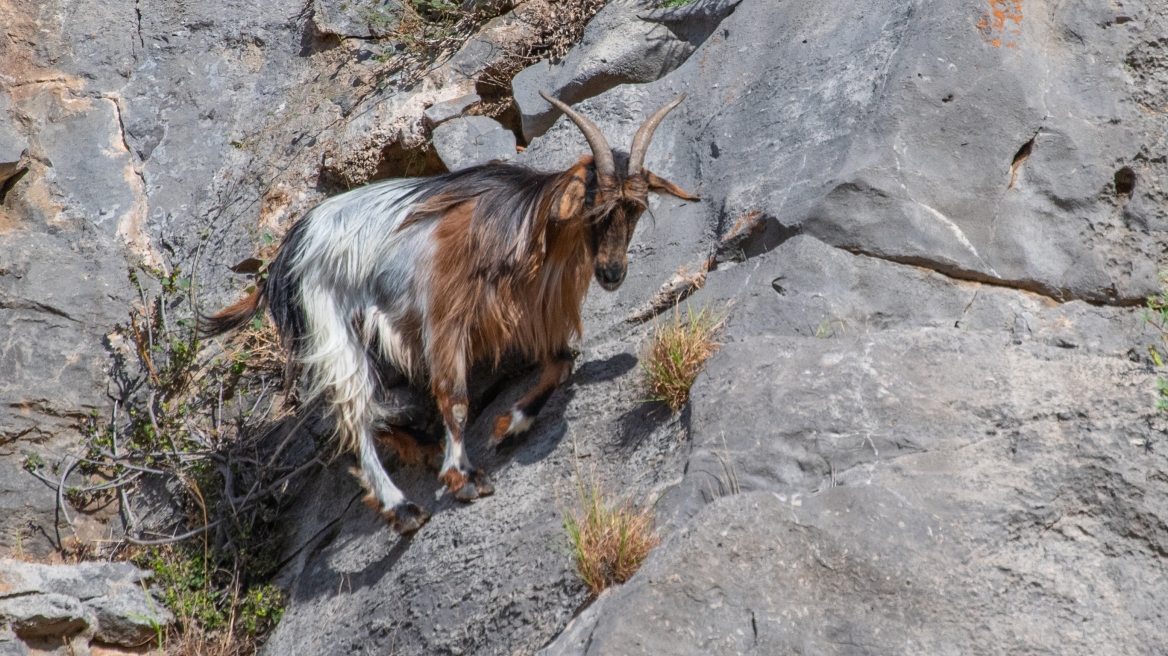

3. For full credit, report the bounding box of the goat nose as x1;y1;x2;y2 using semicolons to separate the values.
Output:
599;263;625;286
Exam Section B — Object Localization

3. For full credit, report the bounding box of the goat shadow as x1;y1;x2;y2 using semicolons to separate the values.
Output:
274;350;640;598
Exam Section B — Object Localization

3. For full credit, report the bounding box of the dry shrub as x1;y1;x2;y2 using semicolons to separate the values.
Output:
165;627;256;656
563;477;659;596
221;313;288;381
642;304;724;412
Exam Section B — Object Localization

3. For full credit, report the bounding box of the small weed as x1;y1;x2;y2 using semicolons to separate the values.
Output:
563;473;659;597
1145;273;1168;413
642;304;724;412
814;316;846;339
702;431;740;501
658;0;694;7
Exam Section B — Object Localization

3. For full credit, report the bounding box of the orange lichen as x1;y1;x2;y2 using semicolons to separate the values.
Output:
977;0;1022;47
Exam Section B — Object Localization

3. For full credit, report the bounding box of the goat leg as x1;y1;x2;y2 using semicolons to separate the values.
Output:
435;378;494;501
493;348;575;443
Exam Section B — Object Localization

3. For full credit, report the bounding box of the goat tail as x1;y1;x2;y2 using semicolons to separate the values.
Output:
199;286;266;338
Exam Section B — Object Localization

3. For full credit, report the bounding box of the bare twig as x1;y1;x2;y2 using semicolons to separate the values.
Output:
125;520;224;546
54;455;79;546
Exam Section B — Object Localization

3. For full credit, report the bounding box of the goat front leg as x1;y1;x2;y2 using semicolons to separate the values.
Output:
493;348;574;443
433;347;495;501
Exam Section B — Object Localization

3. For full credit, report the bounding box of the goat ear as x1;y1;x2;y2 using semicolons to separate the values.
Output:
646;171;700;201
550;169;588;222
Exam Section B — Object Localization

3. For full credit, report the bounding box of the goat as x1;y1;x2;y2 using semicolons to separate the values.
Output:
201;93;698;533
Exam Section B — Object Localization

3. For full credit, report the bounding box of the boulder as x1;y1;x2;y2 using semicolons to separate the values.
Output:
0;560;153;602
512;0;740;140
423;93;481;128
0;594;89;639
0;560;170;650
88;593;172;647
432;116;517;171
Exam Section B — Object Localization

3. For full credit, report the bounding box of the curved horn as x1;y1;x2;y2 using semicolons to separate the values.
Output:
540;91;615;178
627;93;685;177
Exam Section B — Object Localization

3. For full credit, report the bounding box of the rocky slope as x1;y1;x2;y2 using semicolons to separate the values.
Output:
4;0;1168;653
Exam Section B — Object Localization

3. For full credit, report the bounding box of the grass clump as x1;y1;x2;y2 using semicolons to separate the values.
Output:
642;304;724;412
563;477;659;597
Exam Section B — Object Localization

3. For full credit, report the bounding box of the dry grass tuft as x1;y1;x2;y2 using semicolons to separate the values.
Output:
563;477;659;597
165;627;257;656
642;304;724;412
221;313;288;379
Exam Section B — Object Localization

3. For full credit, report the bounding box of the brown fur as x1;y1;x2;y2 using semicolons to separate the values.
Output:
493;414;514;438
427;161;594;385
378;428;443;467
199;288;261;336
422;160;595;467
440;467;468;494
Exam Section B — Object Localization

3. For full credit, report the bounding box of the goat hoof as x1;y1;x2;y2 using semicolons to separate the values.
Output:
452;470;494;501
386;502;430;534
470;469;495;496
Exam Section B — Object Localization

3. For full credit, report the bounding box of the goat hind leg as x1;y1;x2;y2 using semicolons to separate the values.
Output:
493;348;574;443
354;425;430;533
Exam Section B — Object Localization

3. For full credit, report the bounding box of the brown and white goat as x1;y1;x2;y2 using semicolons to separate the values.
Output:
202;94;698;533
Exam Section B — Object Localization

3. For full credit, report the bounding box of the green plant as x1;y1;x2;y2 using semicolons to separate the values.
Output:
20;252;306;654
1145;274;1168;412
642;303;724;412
563;473;659;596
814;316;846;339
134;544;286;654
658;0;694;7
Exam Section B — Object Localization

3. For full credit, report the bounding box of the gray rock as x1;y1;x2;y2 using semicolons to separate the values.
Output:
512;0;740;140
0;594;89;639
0;560;154;602
88;592;172;647
430;3;545;85
423;93;481;128
0;628;28;656
8;0;1168;653
520;0;1164;305
0;561;169;648
547;478;1168;654
432;116;516;171
313;0;402;38
0;94;27;184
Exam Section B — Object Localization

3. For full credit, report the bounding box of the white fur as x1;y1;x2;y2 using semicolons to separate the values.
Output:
505;407;534;436
284;179;438;513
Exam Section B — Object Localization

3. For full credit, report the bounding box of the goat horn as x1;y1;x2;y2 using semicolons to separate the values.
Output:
540;92;615;178
627;93;685;177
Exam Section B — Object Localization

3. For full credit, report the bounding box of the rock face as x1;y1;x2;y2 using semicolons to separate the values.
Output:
313;0;402;39
266;0;1168;654
432;116;517;171
512;0;741;140
6;0;1168;653
0;559;171;650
